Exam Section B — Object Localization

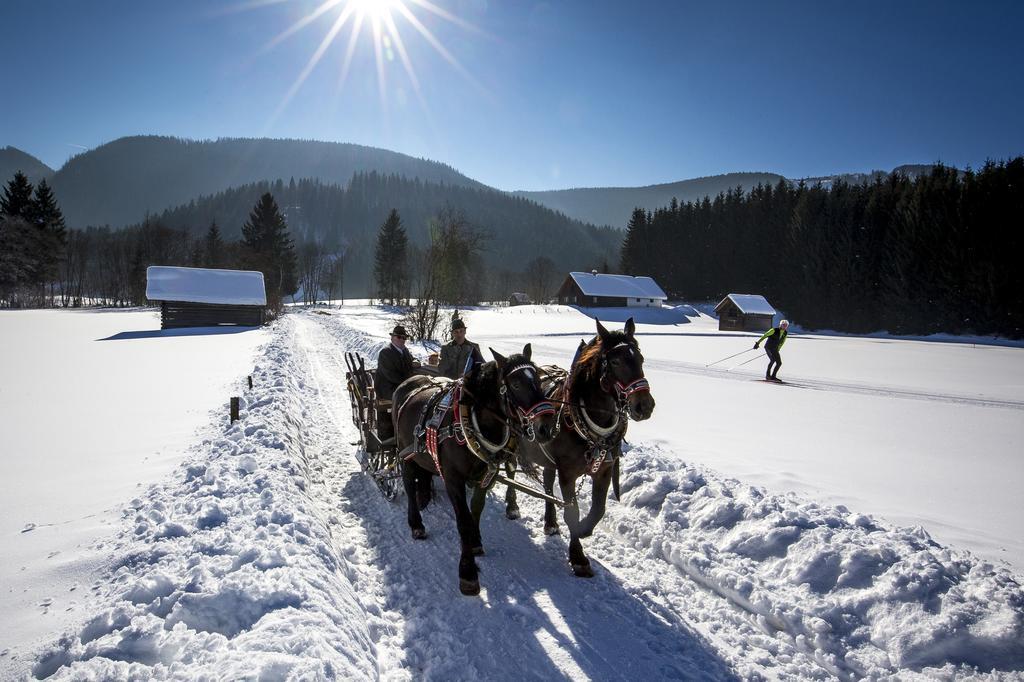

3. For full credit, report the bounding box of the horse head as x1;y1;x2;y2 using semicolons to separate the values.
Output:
594;317;655;421
489;343;557;444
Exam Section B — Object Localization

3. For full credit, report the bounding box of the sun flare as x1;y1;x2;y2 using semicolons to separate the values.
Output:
258;0;487;125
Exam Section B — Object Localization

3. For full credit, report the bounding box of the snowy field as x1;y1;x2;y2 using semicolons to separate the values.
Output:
0;309;267;680
1;304;1023;680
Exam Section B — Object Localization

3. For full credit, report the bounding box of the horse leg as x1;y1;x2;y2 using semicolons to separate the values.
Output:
416;468;432;510
504;461;520;520
469;485;487;555
445;475;482;595
576;466;613;539
542;466;559;535
403;459;427;539
558;473;594;577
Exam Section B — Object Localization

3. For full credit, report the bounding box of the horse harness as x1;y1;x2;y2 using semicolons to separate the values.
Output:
398;364;554;489
542;340;651;476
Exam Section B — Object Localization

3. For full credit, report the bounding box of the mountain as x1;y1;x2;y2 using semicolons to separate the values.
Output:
0;146;55;186
150;172;622;297
48;136;487;228
513;172;786;228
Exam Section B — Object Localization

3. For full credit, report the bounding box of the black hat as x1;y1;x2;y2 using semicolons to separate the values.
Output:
451;318;466;331
391;325;409;339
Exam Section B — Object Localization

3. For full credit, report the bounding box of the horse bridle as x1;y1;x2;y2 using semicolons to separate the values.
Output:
598;341;651;412
499;363;555;442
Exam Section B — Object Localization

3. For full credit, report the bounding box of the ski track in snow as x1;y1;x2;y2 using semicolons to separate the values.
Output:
520;339;1024;411
30;308;1024;680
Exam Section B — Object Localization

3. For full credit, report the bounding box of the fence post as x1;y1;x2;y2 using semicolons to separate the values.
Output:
230;397;240;423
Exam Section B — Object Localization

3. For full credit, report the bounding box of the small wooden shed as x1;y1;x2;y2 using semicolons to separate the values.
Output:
146;266;267;329
714;293;776;332
556;271;667;308
509;292;531;306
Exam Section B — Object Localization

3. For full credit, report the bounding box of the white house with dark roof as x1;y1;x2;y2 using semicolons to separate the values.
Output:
556;271;667;308
146;266;267;329
714;293;777;331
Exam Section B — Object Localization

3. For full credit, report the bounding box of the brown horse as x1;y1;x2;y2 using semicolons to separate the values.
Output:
506;318;655;576
392;344;557;595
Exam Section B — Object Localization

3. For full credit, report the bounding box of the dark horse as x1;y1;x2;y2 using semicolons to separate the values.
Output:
506;318;655;576
392;344;557;595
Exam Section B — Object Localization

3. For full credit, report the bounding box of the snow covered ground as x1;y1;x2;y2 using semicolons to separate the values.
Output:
0;309;267;680
2;304;1023;680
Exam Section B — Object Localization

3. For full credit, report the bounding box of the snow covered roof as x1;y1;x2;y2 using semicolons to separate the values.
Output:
146;266;267;306
715;293;776;316
569;272;667;300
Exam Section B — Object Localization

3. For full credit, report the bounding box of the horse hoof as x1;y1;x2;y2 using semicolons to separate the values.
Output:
471;546;485;556
571;563;595;578
459;579;481;596
506;507;521;520
411;528;427;540
544;525;560;536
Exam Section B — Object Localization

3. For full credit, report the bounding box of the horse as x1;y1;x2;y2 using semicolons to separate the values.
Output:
506;318;655;577
392;344;558;595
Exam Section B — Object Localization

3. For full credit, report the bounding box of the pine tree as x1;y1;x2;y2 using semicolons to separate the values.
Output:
1;172;35;219
242;192;297;309
29;179;68;291
373;208;408;304
204;220;225;268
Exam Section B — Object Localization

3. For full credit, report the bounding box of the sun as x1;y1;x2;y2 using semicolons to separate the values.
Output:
257;0;487;125
348;0;397;21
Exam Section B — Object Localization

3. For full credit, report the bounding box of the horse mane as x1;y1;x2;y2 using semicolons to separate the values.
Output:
571;330;632;386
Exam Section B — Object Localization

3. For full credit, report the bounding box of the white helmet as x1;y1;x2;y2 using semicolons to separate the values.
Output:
780;319;789;328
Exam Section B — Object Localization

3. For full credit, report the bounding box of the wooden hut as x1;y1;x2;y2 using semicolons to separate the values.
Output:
714;293;776;331
508;292;531;306
555;271;667;307
146;266;267;329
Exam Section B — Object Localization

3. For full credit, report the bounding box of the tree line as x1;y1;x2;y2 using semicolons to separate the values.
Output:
620;158;1023;338
153;172;619;297
1;171;303;314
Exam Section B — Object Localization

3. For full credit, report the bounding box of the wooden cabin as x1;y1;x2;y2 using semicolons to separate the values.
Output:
508;292;531;306
146;266;267;329
714;293;777;331
556;271;667;308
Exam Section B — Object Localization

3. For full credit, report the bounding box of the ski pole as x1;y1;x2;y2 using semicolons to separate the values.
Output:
733;352;765;368
705;347;756;368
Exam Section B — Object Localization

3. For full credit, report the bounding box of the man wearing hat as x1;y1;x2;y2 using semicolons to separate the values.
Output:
438;317;485;380
376;325;417;440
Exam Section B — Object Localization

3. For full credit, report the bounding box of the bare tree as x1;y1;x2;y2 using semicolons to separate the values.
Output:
297;239;328;305
524;255;558;304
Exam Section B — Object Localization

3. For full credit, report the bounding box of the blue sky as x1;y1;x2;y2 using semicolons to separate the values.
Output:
1;0;1022;190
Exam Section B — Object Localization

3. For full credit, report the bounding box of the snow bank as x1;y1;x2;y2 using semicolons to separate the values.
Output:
33;322;377;679
614;446;1024;678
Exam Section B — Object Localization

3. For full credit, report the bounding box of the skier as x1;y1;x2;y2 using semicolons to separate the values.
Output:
754;319;789;382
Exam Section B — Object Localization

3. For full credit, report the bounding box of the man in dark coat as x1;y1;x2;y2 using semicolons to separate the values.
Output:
438;317;485;380
755;319;789;381
376;324;416;440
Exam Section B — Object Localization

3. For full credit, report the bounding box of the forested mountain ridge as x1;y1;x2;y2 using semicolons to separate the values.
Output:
514;172;786;227
0;147;54;186
150;172;622;297
45;136;487;228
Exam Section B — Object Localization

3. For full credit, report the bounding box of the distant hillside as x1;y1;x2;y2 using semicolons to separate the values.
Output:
48;136;487;228
151;172;622;297
795;164;949;189
0;146;54;185
514;172;785;228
